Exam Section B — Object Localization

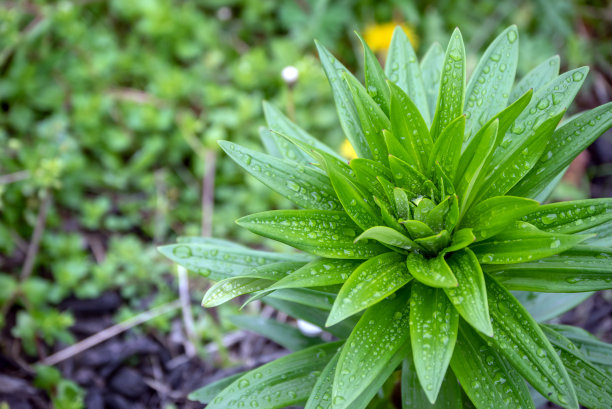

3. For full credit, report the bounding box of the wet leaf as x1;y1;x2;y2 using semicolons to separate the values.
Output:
358;33;390;116
406;252;457;288
389;155;432;197
520;198;612;234
509;55;559;103
512;292;594;322
229;315;323;351
420;42;445;122
546;324;612;368
268;259;362;291
402;353;463;409
354;226;418;251
428;115;465;178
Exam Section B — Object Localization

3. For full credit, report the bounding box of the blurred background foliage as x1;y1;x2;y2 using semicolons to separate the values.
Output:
0;0;610;401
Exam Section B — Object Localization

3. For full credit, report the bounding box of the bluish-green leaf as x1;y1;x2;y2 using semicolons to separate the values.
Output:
405;252;457;288
409;283;458;403
218;140;342;211
327;252;412;326
513;292;594;322
511;102;612;198
158;243;311;281
444;249;493;336
386;26;430;124
420;42;445;122
546;324;612;368
388;81;433;171
316;41;371;159
206;342;341;409
484;245;612;292
461;196;540;241
268;259;361;291
450;320;535;409
430;29;466;141
471;221;589;264
333;288;412;409
464;26;519;139
483;275;578;409
521;198;612;234
509;55;560;103
350;158;393;200
236;210;387;259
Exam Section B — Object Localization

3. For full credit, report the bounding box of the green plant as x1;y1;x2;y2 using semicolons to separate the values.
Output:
161;25;612;409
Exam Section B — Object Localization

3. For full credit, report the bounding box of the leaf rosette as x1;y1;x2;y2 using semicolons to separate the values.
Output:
161;26;612;409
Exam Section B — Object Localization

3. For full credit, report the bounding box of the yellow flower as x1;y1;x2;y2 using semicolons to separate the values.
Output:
340;139;358;160
363;22;418;53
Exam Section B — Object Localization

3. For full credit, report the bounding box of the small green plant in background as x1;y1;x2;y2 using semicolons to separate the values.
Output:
161;25;612;409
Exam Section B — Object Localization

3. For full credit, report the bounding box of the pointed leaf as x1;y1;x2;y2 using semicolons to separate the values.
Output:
206;342;341;409
158;243;311;281
386;26;430;123
461;196;540;241
430;29;466;141
374;195;406;233
393;188;411;219
410;283;458;403
442;228;476;254
450;321;535;409
228;315;322;351
420;42;445;122
350;158;393;200
401;219;435;240
444;249;493;336
406;252;457;288
236;210;387;259
327;252;412;326
218;141;342;211
402;355;463;409
414;230;451;255
333;289;412;409
358;33;390;115
521;198;612;234
471;221;589;264
484;245;612;292
388;80;433;171
428;115;465;178
304;351;340;409
546;324;612;368
483;275;578;409
389;155;432;197
316;41;371;158
464;26;519;139
512;102;612;198
268;259;362;291
354;226;418;251
189;373;244;404
259;127;283;158
509;55;560;103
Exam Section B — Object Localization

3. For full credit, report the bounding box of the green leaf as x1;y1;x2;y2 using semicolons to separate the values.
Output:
409;283;458;403
316;41;371;159
259;126;283;158
236;210;387;259
268;288;336;311
490;67;588;168
471;221;589;264
484;245;612;292
420;42;445;122
333;289;412;409
442;228;476;254
263;101;344;162
354;226;418;251
455;120;498;216
189;373;244;404
460;196;540;241
268;259;362;291
546;324;612;368
428;115;465;178
393;188;411;219
206;341;341;409
405;252;457;288
328;168;383;231
509;55;559;103
541;325;612;409
475;110;564;202
157;243;311;281
520;198;612;234
350;158;393;200
388;81;433;171
450;320;535;409
374;196;406;233
218;141;342;211
344;73;390;164
400;219;435;240
176;236;247;248
464;26;519;139
513;292;594;322
383;129;419;175
386;26;430;124
430;29;466;141
202;261;305;307
389;155;431;197
377;175;397;206
402;354;463;409
483;275;578;409
444;249;493;336
358;33;390;115
304;351;340;409
414;230;451;255
228;315;322;351
327;252;412;326
426;195;457;233
511;102;612;198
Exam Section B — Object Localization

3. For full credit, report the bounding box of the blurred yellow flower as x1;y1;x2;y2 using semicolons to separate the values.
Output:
340;139;358;160
363;22;418;53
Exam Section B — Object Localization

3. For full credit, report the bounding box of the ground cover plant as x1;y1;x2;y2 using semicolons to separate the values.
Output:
162;25;612;409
